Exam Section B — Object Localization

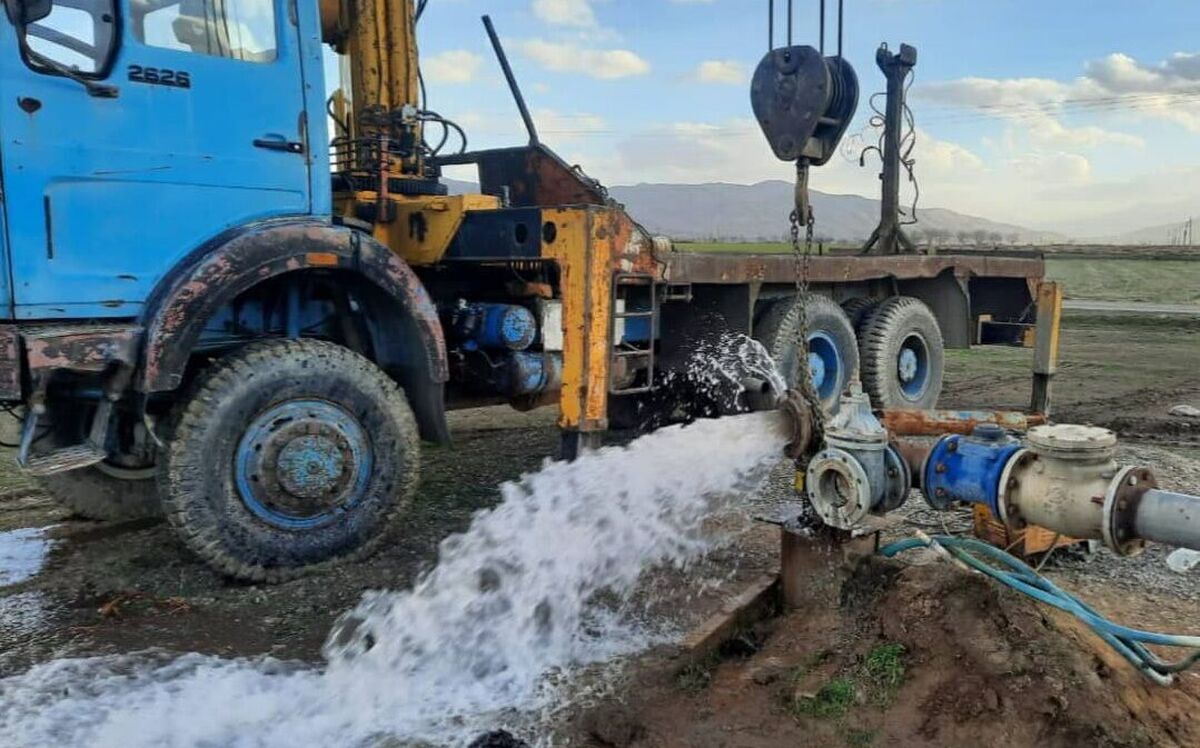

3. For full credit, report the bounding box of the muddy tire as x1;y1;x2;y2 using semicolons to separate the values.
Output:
755;294;858;414
37;465;161;521
159;339;420;582
859;296;945;410
841;297;879;335
34;402;162;521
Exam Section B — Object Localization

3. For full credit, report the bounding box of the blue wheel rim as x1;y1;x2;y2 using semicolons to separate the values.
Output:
806;331;842;402
897;332;931;401
234;399;373;531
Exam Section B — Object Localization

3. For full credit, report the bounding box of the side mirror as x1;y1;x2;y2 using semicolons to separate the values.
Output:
5;0;53;26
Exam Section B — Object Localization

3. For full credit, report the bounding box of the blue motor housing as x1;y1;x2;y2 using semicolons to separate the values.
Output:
923;424;1021;513
500;352;563;397
451;302;537;351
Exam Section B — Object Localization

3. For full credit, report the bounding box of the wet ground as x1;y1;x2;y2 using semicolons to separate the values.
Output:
1;311;1199;746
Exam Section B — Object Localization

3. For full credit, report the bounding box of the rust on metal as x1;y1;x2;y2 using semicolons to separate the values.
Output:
780;389;817;460
664;251;1044;285
0;325;21;400
139;219;448;393
779;523;882;610
881;408;1047;436
458;145;609;209
605;209;663;278
23;325;141;374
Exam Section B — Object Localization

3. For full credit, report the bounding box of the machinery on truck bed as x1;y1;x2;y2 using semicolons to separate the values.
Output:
0;0;1044;580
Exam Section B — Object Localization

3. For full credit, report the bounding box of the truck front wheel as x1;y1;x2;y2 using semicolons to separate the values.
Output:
159;339;420;582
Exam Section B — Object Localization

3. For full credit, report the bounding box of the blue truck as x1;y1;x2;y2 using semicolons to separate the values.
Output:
0;0;1043;581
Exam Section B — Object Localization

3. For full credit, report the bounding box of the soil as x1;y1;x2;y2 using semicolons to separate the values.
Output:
561;558;1200;748
2;311;1200;746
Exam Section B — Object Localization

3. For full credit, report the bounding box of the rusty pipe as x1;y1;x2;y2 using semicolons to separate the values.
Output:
880;409;1046;437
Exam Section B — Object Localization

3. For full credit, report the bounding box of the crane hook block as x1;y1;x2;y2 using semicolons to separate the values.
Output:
750;46;859;166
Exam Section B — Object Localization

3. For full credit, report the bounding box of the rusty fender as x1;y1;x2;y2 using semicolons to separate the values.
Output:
137;217;447;393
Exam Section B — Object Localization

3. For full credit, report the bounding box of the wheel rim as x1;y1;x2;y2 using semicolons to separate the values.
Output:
896;332;931;401
234;399;374;530
806;331;842;402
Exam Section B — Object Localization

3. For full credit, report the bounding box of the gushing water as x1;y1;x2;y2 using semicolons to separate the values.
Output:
0;411;788;747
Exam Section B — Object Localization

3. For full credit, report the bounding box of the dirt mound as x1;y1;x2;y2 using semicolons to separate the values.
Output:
567;558;1200;748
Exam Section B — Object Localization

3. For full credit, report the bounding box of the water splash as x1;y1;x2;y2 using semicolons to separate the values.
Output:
0;526;55;587
0;411;788;747
656;334;788;422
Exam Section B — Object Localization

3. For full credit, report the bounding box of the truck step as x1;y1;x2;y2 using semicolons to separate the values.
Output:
21;444;106;477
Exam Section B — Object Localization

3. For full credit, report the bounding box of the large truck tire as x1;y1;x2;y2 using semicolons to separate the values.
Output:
159;339;420;582
37;465;161;522
34;402;162;521
841;297;879;335
755;294;859;414
859;296;945;410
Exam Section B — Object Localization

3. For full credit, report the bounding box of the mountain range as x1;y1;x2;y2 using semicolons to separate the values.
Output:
442;177;1072;245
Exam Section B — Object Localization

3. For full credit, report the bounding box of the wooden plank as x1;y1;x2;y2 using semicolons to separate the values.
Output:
679;574;780;660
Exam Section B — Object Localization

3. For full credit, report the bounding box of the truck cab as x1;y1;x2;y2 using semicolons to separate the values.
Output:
0;0;328;319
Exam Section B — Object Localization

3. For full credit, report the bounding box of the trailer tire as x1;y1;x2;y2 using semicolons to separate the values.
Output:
160;339;420;582
38;466;161;522
860;296;945;410
841;297;879;335
755;294;858;414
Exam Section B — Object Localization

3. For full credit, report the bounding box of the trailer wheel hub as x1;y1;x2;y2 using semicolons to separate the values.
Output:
806;331;841;400
897;333;931;399
234;400;374;530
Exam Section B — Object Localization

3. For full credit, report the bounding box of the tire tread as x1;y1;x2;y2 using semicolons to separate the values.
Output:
159;339;419;583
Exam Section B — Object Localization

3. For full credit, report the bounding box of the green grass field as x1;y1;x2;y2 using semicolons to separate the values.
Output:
1044;258;1200;305
678;243;1200;306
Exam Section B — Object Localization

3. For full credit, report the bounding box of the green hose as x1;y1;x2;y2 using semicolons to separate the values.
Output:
880;535;1200;685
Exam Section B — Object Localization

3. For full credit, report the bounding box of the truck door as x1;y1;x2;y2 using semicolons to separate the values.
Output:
0;0;312;319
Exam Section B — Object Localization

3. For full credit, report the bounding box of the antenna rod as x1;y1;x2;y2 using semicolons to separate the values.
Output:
482;15;539;145
819;0;826;54
769;0;774;50
787;0;793;45
837;0;844;57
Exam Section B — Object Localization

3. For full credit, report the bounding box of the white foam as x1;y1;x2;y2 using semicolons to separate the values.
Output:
0;412;788;747
0;527;54;587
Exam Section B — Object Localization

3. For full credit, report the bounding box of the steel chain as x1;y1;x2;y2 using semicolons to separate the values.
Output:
789;204;825;451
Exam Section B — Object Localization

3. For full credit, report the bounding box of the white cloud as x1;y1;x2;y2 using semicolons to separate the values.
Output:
918;76;1079;109
911;128;985;174
692;60;746;85
531;0;596;28
1009;152;1092;185
533;109;607;141
1029;115;1144;149
519;38;650;79
611;119;790;184
422;50;483;85
917;50;1200;136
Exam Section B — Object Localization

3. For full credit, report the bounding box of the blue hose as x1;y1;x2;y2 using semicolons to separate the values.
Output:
880;535;1200;685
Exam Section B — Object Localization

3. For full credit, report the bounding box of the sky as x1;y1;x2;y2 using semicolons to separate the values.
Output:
357;0;1200;237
